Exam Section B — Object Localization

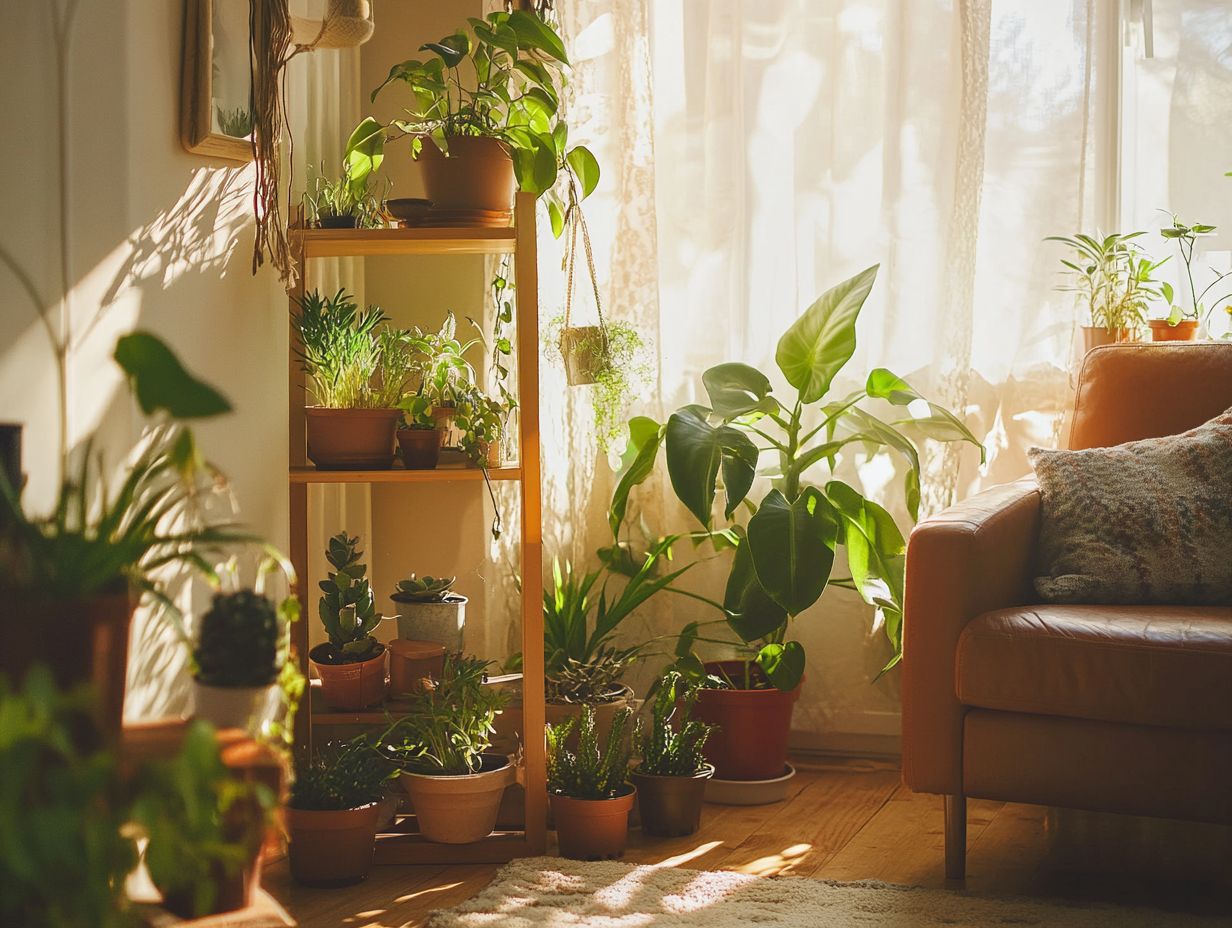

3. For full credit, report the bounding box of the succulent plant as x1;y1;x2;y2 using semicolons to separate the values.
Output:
546;647;634;705
546;704;633;800
317;532;385;663
193;590;281;687
635;671;715;777
391;573;457;603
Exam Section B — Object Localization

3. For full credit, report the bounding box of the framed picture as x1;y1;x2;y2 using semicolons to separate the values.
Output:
181;0;254;162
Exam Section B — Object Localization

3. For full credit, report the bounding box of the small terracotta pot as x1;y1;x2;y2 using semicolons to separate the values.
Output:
693;661;800;781
396;427;441;469
286;803;380;887
1081;325;1135;354
310;644;387;709
305;407;399;470
158;855;260;919
559;326;609;386
417;136;515;212
551;786;636;860
432;405;460;447
480;436;503;469
400;754;513;844
388;639;446;696
631;765;714;837
1149;319;1200;342
191;681;279;732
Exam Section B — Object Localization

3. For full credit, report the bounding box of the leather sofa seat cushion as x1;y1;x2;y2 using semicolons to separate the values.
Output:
956;604;1232;731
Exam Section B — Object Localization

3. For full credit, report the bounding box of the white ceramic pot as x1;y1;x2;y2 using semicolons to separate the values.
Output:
191;681;280;732
392;595;466;652
399;755;512;844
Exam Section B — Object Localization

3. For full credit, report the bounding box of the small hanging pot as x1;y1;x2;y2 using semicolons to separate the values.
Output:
557;204;611;387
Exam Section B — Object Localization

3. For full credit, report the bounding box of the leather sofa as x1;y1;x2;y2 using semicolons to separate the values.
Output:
901;342;1232;879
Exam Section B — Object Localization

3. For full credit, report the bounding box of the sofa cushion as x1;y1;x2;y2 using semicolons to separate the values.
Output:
956;604;1232;731
1027;406;1232;604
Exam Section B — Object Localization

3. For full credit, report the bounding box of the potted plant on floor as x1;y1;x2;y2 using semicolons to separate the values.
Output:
614;266;983;782
1154;214;1232;341
285;735;397;887
291;289;416;470
391;572;466;651
395;394;442;470
1046;230;1166;352
377;655;512;844
631;671;716;837
310;533;391;710
547;704;636;860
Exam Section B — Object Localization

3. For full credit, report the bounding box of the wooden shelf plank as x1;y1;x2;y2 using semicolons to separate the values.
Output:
295;226;516;258
289;465;521;485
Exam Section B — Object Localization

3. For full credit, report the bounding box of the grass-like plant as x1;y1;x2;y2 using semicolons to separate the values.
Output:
546;704;633;799
215;105;254;139
377;655;507;776
290;735;396;812
635;671;715;777
1046;230;1167;333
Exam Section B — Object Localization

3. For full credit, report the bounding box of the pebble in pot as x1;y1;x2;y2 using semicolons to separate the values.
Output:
547;705;636;860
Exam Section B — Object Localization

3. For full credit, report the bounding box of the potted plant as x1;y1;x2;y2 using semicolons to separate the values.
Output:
547;704;635;860
365;10;600;228
1046;230;1167;352
191;589;289;732
1154;214;1232;340
0;332;251;735
631;671;716;837
615;266;982;781
291;289;416;470
395;394;442;470
132;720;277;919
285;735;397;887
378;655;512;844
310;533;390;710
302;162;386;230
390;572;466;651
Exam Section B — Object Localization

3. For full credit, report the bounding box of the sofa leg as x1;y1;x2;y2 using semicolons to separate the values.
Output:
944;794;966;880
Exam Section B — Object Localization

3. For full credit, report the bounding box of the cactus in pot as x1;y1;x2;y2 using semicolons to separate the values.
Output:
390;571;466;652
191;590;284;731
546;705;636;860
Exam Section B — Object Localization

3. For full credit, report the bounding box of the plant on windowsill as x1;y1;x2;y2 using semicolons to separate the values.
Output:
614;265;984;782
285;734;398;887
394;394;442;470
1153;214;1232;341
547;704;635;860
309;533;391;710
377;655;511;845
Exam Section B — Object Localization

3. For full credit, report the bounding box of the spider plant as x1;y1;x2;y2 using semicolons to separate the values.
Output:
1046;230;1167;334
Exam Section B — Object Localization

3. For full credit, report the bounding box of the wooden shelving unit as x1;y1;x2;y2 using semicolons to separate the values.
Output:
286;193;546;862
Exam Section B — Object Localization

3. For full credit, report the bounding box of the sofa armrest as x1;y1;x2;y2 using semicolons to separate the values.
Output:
900;477;1040;796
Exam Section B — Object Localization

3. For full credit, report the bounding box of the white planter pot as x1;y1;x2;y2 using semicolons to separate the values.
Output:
392;595;466;652
191;681;280;732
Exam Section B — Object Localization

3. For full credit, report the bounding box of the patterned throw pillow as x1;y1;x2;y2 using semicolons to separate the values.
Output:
1028;407;1232;604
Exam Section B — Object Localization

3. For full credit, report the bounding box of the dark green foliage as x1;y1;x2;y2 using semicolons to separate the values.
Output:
317;533;385;663
193;590;281;687
391;573;457;603
290;735;396;812
546;704;632;800
635;672;715;777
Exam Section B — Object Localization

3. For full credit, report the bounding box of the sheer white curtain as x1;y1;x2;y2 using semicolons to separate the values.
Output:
544;0;1110;745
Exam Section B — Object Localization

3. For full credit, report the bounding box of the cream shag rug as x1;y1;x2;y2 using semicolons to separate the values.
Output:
428;857;1225;927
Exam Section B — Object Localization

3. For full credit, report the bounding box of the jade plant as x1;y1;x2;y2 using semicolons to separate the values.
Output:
546;704;633;799
391;573;457;603
635;671;715;777
315;533;386;663
614;265;984;689
193;590;282;688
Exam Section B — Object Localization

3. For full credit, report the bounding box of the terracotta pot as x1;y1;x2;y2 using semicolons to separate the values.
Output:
393;595;466;651
396;427;441;469
387;639;446;696
158;854;260;919
480;435;503;469
191;681;279;732
286;803;380;887
0;592;133;737
1081;325;1135;354
693;661;800;781
400;754;513;844
417;136;515;212
631;765;714;837
310;644;387;709
1149;319;1200;342
545;687;635;753
305;407;399;470
551;786;636;860
432;405;461;447
559;326;609;386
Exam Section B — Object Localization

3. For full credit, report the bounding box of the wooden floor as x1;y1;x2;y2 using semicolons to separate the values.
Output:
265;755;1232;927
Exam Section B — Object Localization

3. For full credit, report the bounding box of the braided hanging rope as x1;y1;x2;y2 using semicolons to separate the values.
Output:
561;202;607;343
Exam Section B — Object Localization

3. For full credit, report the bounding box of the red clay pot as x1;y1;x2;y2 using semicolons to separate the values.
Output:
1149;319;1200;342
286;803;380;887
396;427;441;469
693;660;800;781
551;786;636;860
416;136;515;213
310;644;387;709
1081;325;1136;354
305;407;399;470
631;764;714;837
157;856;260;919
387;639;445;697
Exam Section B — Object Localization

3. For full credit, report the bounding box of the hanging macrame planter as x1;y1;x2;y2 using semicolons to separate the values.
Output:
558;206;612;387
250;0;375;286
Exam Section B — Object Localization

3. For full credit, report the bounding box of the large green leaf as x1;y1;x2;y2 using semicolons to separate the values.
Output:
723;539;787;642
420;32;470;69
865;367;985;463
664;406;758;527
114;333;231;419
757;640;805;691
608;416;663;537
825;480;905;632
745;487;837;615
842;408;923;520
506;10;569;64
344;117;385;195
702;362;774;419
566;145;601;199
775;265;879;404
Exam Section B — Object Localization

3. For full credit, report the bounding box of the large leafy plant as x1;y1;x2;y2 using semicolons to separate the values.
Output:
1046;231;1167;332
614;266;982;690
546;704;633;800
315;533;386;664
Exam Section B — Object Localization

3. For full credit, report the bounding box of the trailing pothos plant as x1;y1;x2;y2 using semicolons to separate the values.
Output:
610;265;983;690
